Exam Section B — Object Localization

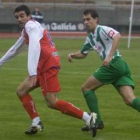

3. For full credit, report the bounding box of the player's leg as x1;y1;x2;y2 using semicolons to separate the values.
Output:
82;75;103;124
113;59;140;112
81;58;125;136
118;85;140;112
16;77;43;134
40;68;97;133
81;75;104;137
45;92;96;123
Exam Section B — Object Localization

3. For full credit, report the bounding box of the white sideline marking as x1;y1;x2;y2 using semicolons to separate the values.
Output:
1;67;140;77
1;67;90;75
1;67;26;71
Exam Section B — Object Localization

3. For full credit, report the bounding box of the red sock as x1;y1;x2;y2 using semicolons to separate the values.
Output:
54;100;83;119
19;94;39;119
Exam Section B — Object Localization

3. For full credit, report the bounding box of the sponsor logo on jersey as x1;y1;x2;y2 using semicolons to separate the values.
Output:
108;30;115;38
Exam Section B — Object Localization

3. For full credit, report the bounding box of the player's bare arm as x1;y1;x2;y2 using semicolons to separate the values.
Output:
103;33;121;67
68;51;87;62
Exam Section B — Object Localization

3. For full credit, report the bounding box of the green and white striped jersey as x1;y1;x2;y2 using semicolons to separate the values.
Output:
81;25;121;60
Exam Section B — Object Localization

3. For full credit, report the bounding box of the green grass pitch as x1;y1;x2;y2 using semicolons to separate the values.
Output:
0;37;140;140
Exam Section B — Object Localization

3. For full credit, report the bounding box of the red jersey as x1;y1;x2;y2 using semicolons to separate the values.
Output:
24;28;60;75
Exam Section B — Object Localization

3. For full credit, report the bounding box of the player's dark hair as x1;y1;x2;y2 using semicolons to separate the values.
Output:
83;9;99;23
14;5;31;16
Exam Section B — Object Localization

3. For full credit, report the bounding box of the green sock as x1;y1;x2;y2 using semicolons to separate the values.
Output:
83;90;102;123
131;98;140;112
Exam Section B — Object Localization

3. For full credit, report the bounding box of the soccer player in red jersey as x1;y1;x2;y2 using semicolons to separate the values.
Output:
0;5;96;135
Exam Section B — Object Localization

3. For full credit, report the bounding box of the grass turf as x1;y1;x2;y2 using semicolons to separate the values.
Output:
0;37;140;140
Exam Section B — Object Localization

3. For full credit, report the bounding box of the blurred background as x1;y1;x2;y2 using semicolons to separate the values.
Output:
0;0;139;35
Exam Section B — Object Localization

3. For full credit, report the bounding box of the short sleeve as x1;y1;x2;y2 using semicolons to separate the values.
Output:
102;26;119;39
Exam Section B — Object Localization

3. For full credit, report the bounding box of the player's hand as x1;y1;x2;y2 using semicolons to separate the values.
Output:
68;53;74;62
103;56;112;67
29;75;37;87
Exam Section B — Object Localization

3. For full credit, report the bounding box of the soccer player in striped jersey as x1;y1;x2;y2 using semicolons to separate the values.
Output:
0;5;97;135
68;9;140;137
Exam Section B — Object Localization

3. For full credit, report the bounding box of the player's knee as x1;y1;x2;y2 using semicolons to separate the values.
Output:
16;88;25;97
81;83;94;92
124;99;131;106
16;88;21;97
45;93;58;109
46;100;55;109
47;103;54;109
81;85;87;92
